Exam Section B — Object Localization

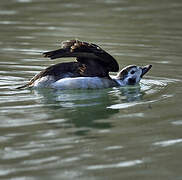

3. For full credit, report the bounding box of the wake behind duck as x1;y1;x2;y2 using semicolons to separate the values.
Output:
17;40;152;90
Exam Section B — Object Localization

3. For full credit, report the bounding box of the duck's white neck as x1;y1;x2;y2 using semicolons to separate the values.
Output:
110;75;126;86
113;78;126;86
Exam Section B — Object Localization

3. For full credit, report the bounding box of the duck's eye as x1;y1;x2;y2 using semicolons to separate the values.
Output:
130;70;135;74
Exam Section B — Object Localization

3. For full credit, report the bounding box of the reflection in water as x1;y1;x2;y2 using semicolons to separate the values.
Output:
30;76;174;135
33;88;119;135
32;82;150;135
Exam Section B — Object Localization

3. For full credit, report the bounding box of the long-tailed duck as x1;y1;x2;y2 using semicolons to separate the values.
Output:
17;40;152;90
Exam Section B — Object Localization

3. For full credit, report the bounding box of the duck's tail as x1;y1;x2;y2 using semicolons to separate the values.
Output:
16;83;29;89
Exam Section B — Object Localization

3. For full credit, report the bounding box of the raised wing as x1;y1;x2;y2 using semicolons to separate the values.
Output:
43;40;119;72
17;40;119;89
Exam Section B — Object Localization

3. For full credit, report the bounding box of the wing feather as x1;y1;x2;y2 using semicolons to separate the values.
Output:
43;40;119;72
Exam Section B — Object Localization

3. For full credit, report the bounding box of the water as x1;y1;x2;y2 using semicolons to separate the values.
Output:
0;0;182;179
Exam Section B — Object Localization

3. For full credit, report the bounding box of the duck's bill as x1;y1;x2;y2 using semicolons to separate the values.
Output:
141;64;152;77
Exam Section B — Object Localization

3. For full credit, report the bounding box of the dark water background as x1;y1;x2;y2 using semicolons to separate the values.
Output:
0;0;182;179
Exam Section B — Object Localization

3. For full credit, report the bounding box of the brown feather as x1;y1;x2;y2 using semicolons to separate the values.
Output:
43;40;119;73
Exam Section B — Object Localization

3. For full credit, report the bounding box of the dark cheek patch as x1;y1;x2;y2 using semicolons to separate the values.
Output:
128;78;136;85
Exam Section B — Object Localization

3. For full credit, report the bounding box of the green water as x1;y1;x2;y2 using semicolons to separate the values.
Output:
0;0;182;179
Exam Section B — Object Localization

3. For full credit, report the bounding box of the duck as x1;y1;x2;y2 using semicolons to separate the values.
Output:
17;40;152;90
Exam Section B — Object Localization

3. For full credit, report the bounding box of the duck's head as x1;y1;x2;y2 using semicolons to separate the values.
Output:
115;64;152;85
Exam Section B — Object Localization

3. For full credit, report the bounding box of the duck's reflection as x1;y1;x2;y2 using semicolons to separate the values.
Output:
33;85;143;135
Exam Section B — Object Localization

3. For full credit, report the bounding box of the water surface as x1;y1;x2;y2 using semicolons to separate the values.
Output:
0;0;182;179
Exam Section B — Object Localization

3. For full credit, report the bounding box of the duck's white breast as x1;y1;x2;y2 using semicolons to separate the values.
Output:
32;75;120;89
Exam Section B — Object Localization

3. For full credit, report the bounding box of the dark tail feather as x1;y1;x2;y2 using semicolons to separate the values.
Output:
16;84;29;89
43;48;69;59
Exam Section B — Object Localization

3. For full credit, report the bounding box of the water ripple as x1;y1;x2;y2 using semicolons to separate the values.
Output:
107;77;177;109
87;159;143;170
153;139;182;147
0;10;17;15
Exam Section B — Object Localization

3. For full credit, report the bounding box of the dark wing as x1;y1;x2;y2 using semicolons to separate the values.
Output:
16;60;107;89
43;40;119;73
17;62;82;89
